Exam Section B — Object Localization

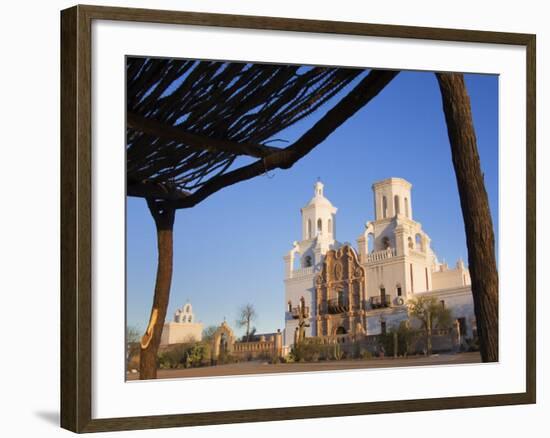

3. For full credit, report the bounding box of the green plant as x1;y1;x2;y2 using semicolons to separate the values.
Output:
183;343;209;368
217;349;237;365
407;296;453;355
332;342;344;360
377;321;417;357
361;349;373;360
290;338;328;362
157;342;212;369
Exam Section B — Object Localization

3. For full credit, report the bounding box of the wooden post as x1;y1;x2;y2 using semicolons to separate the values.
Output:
139;200;175;379
436;73;499;362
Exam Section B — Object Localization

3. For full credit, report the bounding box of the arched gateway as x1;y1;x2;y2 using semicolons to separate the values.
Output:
211;321;235;362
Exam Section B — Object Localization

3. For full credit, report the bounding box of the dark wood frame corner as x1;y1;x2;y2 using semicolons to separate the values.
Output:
60;4;536;433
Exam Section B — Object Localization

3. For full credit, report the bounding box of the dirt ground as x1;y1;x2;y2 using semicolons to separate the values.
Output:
126;351;482;381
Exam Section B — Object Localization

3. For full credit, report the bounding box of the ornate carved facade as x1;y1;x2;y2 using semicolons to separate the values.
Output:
315;245;368;337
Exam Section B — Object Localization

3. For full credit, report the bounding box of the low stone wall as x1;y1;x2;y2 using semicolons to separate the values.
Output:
232;339;279;360
210;328;284;363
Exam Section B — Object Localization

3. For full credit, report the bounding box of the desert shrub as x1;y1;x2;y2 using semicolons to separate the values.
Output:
379;322;417;357
361;349;373;360
290;338;329;362
184;343;210;368
158;342;212;369
217;350;237;365
158;344;187;369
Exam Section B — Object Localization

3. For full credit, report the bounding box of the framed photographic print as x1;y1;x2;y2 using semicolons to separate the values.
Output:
60;4;536;433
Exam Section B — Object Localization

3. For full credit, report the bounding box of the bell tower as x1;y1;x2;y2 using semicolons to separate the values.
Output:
284;180;339;276
301;180;337;242
372;177;413;221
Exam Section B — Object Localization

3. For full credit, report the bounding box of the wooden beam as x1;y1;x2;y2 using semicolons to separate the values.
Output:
127;181;190;200
127;112;281;159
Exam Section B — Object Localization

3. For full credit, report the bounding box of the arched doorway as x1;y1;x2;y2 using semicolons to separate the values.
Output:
211;321;235;363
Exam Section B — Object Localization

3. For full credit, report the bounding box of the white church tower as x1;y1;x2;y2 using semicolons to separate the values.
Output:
283;180;340;347
356;178;435;308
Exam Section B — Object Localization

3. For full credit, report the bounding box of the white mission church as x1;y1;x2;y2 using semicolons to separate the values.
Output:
283;177;476;350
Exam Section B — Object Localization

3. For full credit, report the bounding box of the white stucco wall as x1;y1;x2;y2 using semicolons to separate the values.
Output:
160;322;204;345
432;264;471;290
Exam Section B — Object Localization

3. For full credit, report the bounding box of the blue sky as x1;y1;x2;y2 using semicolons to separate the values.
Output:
126;69;498;337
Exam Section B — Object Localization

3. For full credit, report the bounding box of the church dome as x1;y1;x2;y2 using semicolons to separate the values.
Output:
304;181;335;209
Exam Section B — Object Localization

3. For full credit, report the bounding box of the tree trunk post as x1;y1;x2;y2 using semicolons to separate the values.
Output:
139;199;176;379
436;73;499;362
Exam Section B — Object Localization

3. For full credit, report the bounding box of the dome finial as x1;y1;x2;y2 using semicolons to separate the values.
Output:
314;178;324;197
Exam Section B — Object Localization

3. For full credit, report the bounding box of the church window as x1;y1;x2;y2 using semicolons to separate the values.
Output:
408;236;414;249
317;218;322;233
328;218;333;234
382;196;388;218
307;219;312;239
404;197;410;218
396;285;402;297
394;195;400;215
304;255;312;267
287;301;292;313
382;236;390;250
188;315;193;323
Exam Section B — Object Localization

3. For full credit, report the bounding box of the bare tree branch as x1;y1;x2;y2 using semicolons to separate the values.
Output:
171;69;399;209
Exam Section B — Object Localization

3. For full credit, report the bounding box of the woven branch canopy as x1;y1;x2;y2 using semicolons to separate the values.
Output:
127;57;399;209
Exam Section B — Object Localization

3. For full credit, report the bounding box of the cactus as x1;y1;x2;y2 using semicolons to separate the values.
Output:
333;342;343;360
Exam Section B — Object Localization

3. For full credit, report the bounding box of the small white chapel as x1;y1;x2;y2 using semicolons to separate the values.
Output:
160;302;203;345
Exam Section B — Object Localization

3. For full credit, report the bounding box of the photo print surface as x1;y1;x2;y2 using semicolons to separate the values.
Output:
125;57;498;381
